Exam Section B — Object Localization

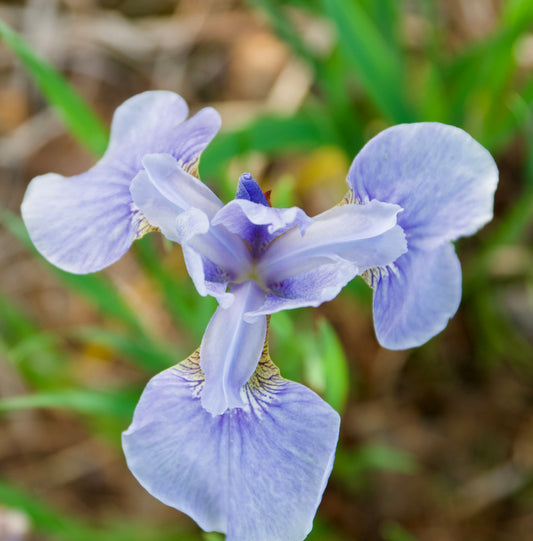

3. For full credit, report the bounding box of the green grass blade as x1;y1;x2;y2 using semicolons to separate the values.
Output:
0;292;70;389
75;326;179;372
322;0;415;123
316;318;350;413
200;110;339;178
0;20;108;155
246;0;364;153
446;0;533;134
0;479;202;541
0;388;137;419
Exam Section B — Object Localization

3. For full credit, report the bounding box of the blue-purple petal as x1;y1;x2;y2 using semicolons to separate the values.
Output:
122;350;340;541
130;154;223;243
200;281;267;415
235;173;269;206
372;242;462;349
22;91;221;274
249;260;359;315
347;123;498;249
213;198;312;255
259;200;406;283
21;168;141;274
103;91;221;175
140;153;223;219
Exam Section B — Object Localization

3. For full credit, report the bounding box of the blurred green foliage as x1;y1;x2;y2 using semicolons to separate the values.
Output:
1;0;533;540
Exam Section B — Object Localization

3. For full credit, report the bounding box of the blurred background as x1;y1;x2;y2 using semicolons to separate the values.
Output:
1;0;533;540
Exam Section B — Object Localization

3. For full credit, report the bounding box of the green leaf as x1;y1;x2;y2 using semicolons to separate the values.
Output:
334;442;418;486
0;292;70;389
199;110;339;178
75;326;178;373
0;20;108;155
306;318;350;412
0;388;137;419
322;0;415;123
0;479;201;541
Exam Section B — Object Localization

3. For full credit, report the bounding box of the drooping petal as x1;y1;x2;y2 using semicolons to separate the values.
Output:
122;349;340;541
200;281;267;415
21;91;221;274
372;242;462;349
258;200;406;283
347;123;498;249
20;168;141;274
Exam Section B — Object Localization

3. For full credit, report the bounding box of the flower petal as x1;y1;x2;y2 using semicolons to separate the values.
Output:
122;349;340;541
347;123;498;248
258;200;406;283
200;281;267;415
130;154;223;243
250;259;359;315
21;91;221;274
213;197;312;257
235;173;269;206
140;153;223;219
20;168;140;274
103;91;221;174
176;207;252;282
372;242;462;349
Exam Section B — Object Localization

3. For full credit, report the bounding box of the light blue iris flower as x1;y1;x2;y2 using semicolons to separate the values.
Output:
20;91;498;541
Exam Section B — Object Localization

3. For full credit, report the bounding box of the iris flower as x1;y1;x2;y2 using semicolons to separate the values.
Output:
21;91;498;541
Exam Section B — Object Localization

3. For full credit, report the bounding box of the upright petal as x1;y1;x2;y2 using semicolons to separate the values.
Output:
176;207;253;287
20;167;140;274
372;243;462;349
122;348;340;541
140;153;223;219
200;281;267;415
235;173;269;206
347;123;498;248
130;154;223;243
